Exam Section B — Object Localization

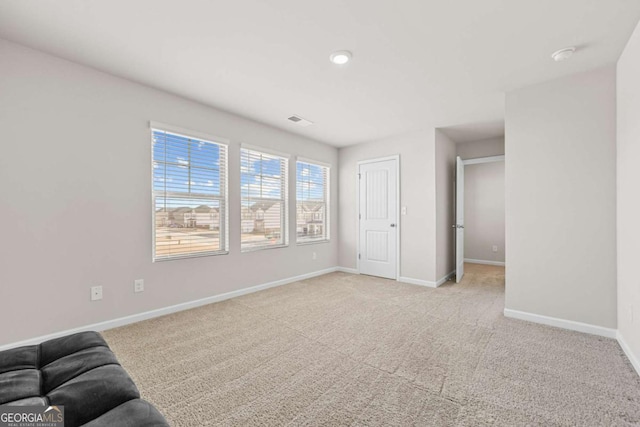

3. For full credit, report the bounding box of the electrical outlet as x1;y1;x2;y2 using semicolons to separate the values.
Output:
312;252;317;260
401;206;407;215
492;245;498;253
90;286;103;301
134;279;144;293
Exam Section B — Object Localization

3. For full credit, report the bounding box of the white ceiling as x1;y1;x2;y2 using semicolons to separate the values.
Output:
1;1;639;147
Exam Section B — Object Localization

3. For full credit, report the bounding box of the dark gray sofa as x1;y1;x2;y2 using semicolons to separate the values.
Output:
0;331;169;426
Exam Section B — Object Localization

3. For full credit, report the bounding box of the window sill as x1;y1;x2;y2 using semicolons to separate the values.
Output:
296;239;330;246
153;250;229;262
241;243;289;253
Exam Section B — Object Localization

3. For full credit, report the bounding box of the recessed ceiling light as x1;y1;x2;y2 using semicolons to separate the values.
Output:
329;50;352;65
551;47;576;62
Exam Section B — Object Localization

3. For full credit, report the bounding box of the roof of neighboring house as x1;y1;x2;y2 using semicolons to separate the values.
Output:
194;204;218;213
298;201;324;212
250;201;277;211
157;205;219;214
172;207;193;214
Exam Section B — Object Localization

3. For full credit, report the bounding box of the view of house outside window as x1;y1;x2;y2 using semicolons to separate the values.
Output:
152;128;228;260
296;160;330;243
240;148;288;251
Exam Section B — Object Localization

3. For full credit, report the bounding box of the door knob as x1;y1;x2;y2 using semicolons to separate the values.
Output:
390;224;396;227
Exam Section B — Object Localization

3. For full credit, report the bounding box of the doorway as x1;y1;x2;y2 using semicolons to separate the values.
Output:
455;154;505;283
358;156;400;280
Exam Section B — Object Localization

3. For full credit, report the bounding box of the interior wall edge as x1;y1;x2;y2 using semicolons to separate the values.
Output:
617;331;640;377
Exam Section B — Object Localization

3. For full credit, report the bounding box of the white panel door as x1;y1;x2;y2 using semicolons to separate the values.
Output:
359;159;398;279
456;156;465;283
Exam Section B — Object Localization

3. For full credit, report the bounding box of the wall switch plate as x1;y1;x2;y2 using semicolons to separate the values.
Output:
90;286;103;301
630;305;634;323
492;245;498;253
312;252;317;260
401;206;407;215
134;279;144;293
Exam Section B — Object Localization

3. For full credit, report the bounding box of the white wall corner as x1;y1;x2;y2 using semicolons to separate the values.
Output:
617;331;640;377
436;270;455;287
504;308;617;338
0;267;339;352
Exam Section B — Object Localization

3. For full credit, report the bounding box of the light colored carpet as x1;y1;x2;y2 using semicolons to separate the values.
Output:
103;264;640;426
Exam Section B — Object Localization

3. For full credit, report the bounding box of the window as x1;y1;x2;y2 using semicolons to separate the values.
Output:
152;126;228;261
296;160;330;243
241;147;288;251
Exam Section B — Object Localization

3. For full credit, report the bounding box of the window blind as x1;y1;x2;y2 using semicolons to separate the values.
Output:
240;148;288;250
296;160;329;243
152;128;228;260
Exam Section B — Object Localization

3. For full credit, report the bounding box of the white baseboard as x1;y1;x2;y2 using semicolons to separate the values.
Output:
336;266;359;274
0;267;338;352
503;308;617;338
399;276;436;287
331;267;452;288
617;331;640;377
399;271;454;289
464;258;505;267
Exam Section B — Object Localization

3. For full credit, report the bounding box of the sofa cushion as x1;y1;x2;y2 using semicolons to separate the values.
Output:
39;332;109;367
0;345;37;375
2;396;48;406
48;364;141;426
41;346;119;394
0;331;169;427
0;369;40;405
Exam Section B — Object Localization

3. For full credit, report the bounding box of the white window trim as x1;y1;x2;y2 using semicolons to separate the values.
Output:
295;158;331;245
240;145;289;252
241;143;290;160
150;121;230;146
296;156;331;168
150;122;229;261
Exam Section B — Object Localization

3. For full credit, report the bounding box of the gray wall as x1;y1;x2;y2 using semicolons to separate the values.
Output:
0;39;339;346
505;65;617;328
338;130;436;282
464;162;505;263
435;130;456;280
617;20;640;365
456;137;505;160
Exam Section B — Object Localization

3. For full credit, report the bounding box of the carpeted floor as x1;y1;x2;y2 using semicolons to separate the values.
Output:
103;264;640;426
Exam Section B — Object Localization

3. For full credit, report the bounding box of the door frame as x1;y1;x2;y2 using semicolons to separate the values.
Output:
356;155;401;280
456;154;506;280
455;156;465;283
462;155;505;166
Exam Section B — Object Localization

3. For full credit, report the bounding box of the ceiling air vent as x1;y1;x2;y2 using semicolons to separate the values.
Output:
287;115;314;127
